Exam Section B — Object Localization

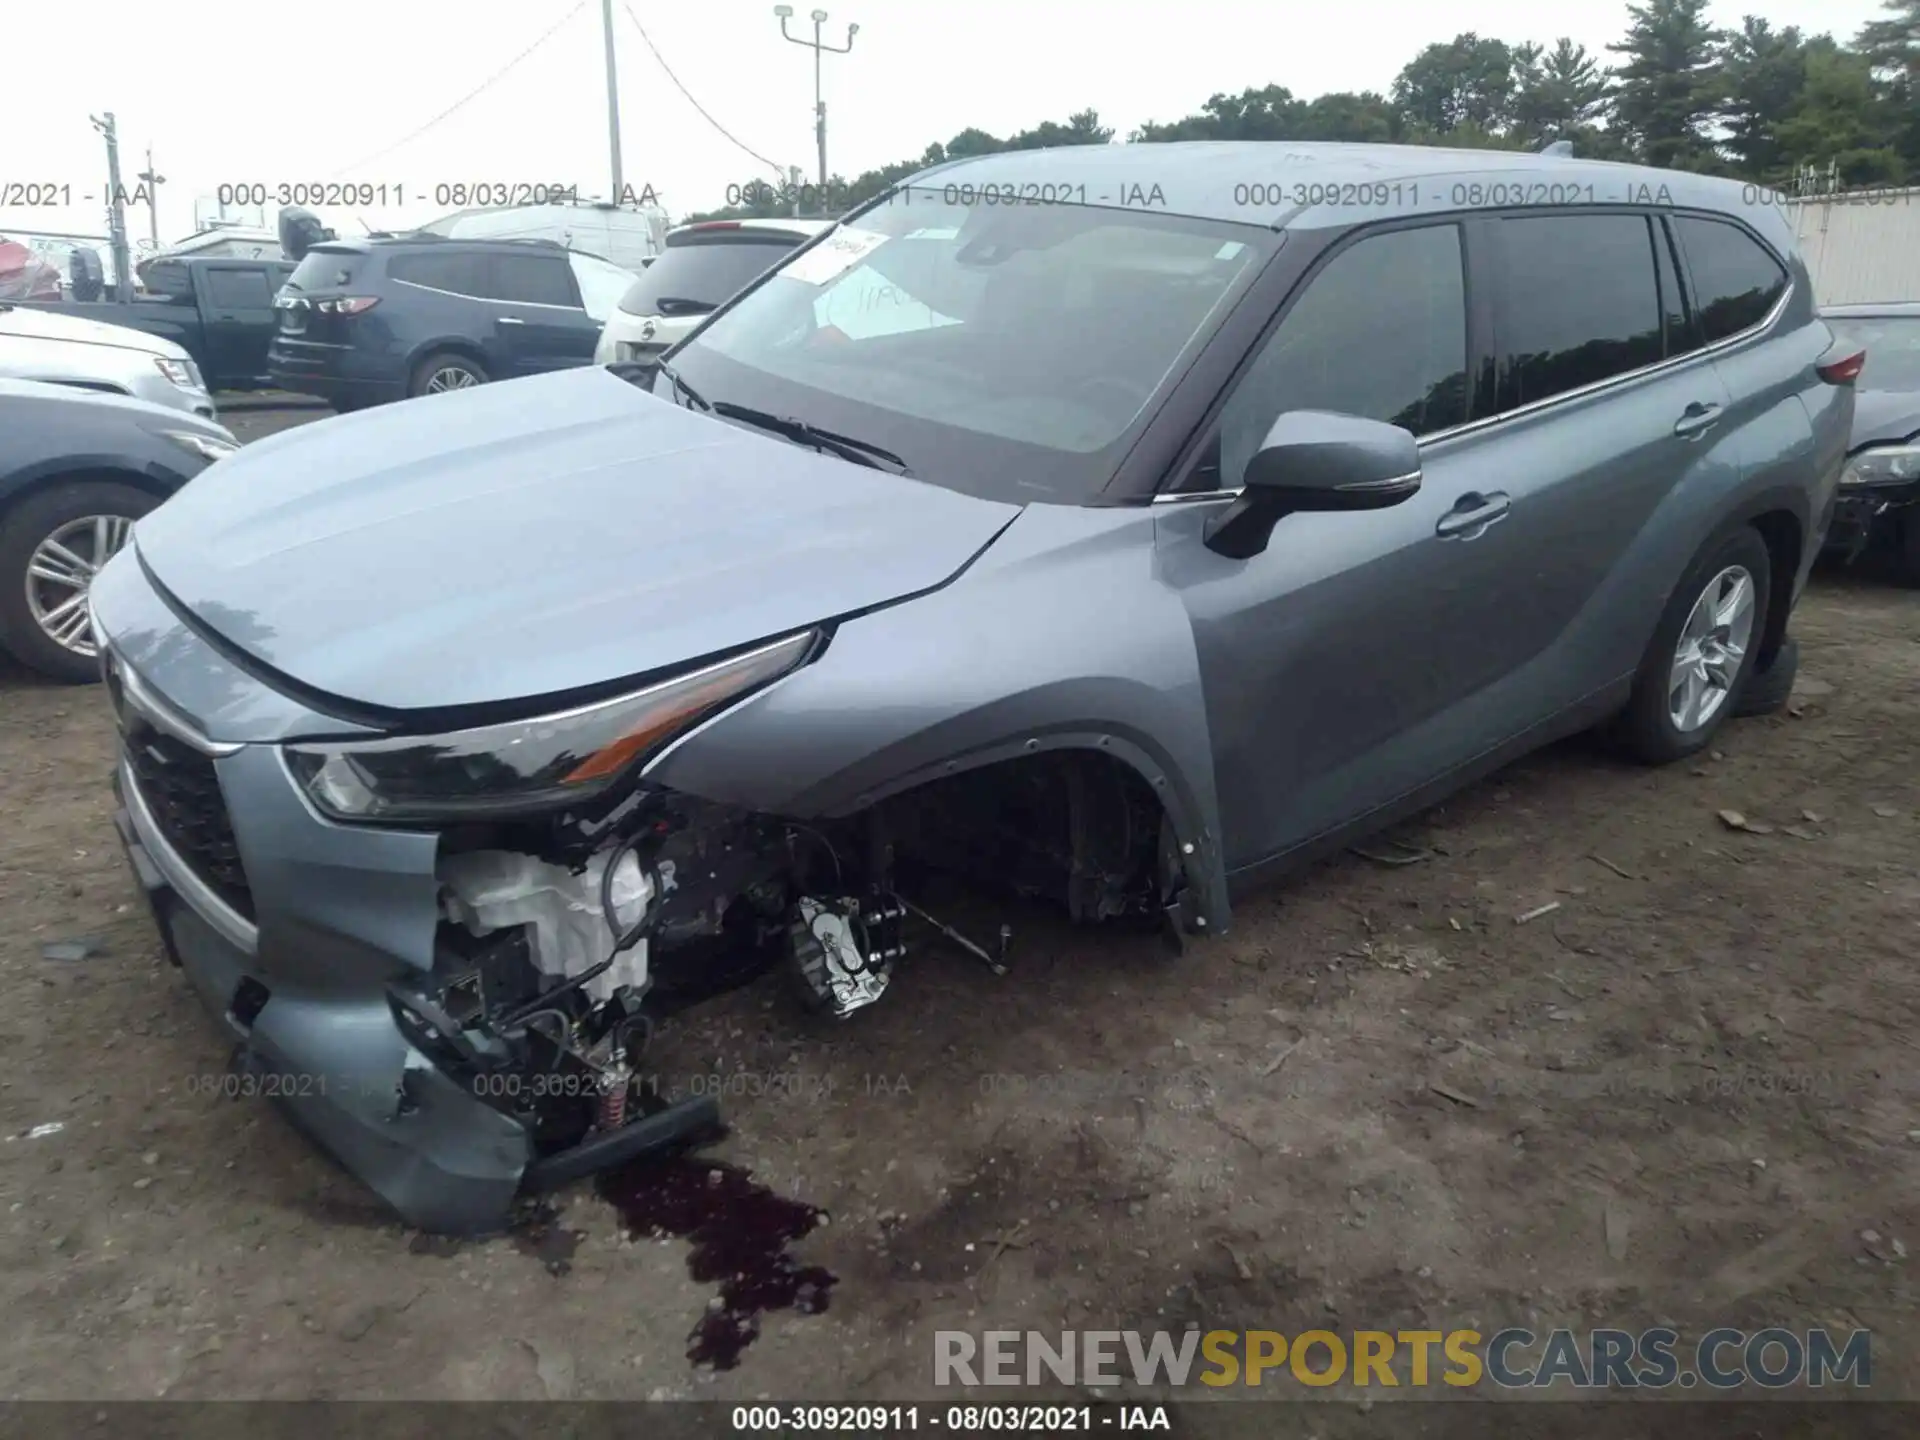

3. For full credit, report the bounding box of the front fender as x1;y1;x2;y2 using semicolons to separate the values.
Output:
642;504;1232;933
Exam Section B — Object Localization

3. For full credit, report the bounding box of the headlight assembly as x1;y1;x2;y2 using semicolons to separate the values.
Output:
284;630;818;823
153;357;203;390
1840;442;1920;487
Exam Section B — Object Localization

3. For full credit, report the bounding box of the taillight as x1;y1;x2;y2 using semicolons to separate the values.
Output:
1817;349;1866;384
318;296;380;316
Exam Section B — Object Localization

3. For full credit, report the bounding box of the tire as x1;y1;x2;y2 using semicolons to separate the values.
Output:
1612;525;1773;765
1731;634;1797;718
408;352;488;399
0;480;157;684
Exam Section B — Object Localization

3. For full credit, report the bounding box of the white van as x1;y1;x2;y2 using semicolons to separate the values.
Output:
414;202;666;274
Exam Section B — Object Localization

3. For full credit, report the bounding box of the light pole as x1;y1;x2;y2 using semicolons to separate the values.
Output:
90;112;132;302
601;0;624;202
773;5;856;203
136;147;166;248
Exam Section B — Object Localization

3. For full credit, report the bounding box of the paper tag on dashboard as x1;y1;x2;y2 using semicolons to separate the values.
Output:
778;227;890;285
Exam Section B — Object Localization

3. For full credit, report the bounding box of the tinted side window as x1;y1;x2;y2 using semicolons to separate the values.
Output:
1214;224;1467;489
388;252;488;297
1672;216;1788;344
1492;215;1663;411
141;261;189;297
488;252;580;307
204;268;274;308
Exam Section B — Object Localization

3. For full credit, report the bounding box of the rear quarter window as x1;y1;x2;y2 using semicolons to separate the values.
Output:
1671;216;1789;344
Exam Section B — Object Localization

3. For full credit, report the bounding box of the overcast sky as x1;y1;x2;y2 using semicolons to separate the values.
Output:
2;0;1893;248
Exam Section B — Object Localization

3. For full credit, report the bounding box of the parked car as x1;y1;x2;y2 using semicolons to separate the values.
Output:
0;238;62;300
0;302;216;418
414;200;667;274
91;141;1850;1233
1816;301;1920;581
593;218;832;365
0;379;235;681
267;236;639;410
9;255;296;390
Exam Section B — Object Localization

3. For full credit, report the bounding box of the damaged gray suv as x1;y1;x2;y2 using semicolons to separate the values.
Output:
92;142;1854;1233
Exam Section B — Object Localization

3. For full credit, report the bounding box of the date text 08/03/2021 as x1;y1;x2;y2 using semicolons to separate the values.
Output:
196;180;667;210
728;1404;1169;1431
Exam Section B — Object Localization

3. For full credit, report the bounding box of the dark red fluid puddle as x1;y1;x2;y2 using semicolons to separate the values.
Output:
599;1153;837;1369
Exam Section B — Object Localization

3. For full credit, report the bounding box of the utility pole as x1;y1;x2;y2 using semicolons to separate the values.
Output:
601;0;624;202
91;112;132;302
774;6;857;201
136;146;166;249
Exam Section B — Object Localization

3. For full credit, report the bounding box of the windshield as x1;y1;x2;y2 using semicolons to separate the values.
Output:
662;191;1274;503
619;234;803;316
1826;316;1920;391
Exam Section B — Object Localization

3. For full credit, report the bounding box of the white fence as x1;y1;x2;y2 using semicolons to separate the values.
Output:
1786;189;1920;306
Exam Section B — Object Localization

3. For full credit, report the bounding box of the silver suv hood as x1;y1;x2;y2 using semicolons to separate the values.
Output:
0;303;191;359
133;367;1020;711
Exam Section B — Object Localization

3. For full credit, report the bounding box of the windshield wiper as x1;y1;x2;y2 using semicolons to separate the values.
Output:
650;357;712;412
709;401;913;475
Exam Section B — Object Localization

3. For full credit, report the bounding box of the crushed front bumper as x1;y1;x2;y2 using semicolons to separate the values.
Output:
1821;481;1920;562
110;744;532;1235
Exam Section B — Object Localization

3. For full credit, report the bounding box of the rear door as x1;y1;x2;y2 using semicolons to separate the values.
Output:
1667;214;1822;589
197;264;279;385
482;250;600;375
1444;211;1735;687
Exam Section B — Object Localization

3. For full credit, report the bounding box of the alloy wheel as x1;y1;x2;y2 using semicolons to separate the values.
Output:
24;513;134;659
426;366;481;393
1668;564;1756;733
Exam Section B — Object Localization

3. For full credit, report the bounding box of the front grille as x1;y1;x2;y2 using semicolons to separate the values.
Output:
125;722;254;920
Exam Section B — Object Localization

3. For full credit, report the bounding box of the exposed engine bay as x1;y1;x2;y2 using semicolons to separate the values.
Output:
396;753;1183;1182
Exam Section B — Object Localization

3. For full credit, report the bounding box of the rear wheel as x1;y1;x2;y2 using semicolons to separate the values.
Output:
0;480;156;683
1612;525;1771;764
408;352;488;399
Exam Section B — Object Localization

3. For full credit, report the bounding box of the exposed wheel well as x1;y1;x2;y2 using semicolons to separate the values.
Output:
869;748;1179;924
0;466;174;525
1747;509;1802;668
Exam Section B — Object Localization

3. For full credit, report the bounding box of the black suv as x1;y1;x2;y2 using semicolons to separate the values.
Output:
267;236;639;410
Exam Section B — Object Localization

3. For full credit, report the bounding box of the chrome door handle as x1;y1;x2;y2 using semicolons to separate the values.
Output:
1673;401;1722;438
1435;491;1511;539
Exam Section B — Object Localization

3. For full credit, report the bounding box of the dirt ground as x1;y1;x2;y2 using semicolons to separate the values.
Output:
0;413;1915;1409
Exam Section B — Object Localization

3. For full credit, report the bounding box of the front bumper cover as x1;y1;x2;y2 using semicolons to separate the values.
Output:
112;759;533;1234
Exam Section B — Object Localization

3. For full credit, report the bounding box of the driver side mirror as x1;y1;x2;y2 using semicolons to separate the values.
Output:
1203;410;1422;560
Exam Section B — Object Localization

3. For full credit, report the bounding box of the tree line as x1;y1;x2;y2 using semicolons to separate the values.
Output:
686;0;1920;222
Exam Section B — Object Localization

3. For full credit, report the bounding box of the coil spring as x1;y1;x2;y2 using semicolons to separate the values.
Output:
598;1071;628;1130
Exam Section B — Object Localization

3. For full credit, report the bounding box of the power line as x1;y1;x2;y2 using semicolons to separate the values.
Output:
332;1;589;177
621;1;785;177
